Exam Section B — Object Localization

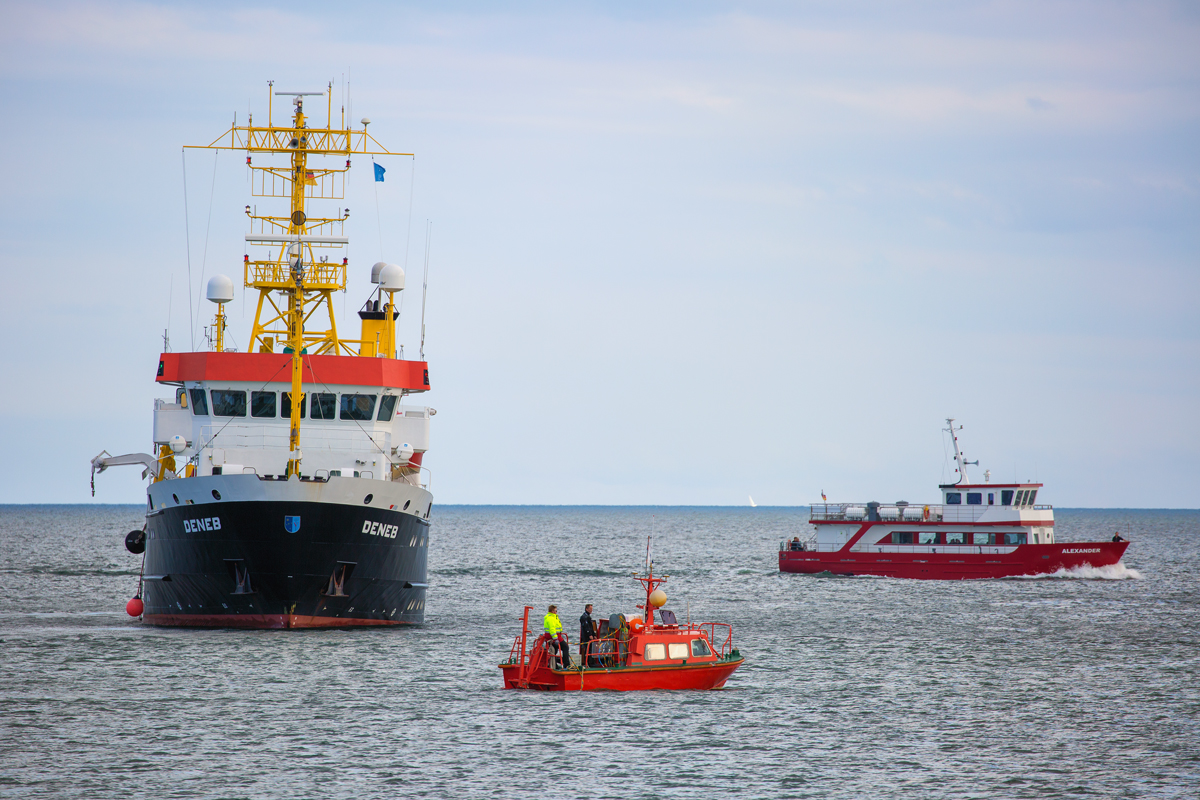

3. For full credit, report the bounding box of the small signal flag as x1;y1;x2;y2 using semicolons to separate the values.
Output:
373;162;385;182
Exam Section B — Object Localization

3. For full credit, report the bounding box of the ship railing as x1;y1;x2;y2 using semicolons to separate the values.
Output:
809;503;1053;523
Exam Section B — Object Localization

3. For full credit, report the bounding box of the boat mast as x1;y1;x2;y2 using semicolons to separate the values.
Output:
944;417;978;485
184;82;412;478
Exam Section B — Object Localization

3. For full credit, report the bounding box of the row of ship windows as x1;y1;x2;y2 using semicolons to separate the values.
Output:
945;489;1038;507
643;639;712;661
889;531;1030;545
183;388;397;422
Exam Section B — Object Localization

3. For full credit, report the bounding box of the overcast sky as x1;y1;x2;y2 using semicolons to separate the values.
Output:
0;1;1197;507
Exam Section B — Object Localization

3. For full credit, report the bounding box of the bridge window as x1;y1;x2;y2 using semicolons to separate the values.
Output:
189;388;209;415
1026;490;1037;506
988;493;994;505
310;393;336;420
282;391;305;418
967;493;982;505
644;643;666;661
972;532;995;545
945;532;966;544
340;394;377;421
946;492;962;504
251;391;276;418
211;390;246;417
919;531;937;545
1005;533;1028;545
691;638;712;657
668;642;689;659
377;395;398;421
1001;490;1014;506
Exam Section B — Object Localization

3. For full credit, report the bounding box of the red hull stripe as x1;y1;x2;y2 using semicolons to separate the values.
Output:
156;351;429;391
142;613;410;629
779;542;1128;580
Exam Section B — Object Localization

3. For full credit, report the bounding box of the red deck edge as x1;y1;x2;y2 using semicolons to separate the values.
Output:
155;351;430;391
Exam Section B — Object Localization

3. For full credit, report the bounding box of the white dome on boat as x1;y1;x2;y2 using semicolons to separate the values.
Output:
395;442;414;465
370;261;388;283
206;274;234;304
379;263;405;291
169;434;188;454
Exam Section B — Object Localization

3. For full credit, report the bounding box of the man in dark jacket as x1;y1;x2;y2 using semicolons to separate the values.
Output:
580;604;598;668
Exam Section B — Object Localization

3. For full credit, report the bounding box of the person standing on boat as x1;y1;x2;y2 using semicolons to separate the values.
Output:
579;604;598;668
543;605;568;669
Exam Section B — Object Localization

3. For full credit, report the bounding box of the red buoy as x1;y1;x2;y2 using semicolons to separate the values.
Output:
126;597;144;617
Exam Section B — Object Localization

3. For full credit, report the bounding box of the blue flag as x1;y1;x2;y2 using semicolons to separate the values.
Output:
374;162;386;182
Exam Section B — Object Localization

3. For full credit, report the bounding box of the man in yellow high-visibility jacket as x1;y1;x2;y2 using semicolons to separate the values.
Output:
543;604;568;669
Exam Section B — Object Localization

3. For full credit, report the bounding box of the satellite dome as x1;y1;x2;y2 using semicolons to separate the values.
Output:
206;274;234;304
395;442;414;464
169;434;188;454
379;263;405;291
370;261;388;283
649;589;667;608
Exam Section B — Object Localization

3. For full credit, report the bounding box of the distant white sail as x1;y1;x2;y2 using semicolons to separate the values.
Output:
749;495;757;507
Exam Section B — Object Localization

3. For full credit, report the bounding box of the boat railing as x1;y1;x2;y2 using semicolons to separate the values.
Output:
809;503;1053;523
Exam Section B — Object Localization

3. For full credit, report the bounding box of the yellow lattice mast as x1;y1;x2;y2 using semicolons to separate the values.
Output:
186;81;412;476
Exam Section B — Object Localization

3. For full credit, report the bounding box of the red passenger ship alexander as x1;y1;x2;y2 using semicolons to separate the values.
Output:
779;420;1129;580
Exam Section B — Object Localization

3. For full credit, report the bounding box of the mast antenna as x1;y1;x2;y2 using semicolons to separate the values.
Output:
944;417;978;484
420;220;431;361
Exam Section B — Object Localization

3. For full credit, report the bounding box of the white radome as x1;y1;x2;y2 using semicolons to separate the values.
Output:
169;434;188;454
206;274;234;304
379;263;405;291
370;261;388;283
395;442;414;465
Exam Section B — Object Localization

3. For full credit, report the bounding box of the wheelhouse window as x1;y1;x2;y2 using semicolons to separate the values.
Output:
251;391;276;418
282;391;305;418
988;493;994;505
310;393;336;420
667;642;689;659
1001;490;1014;506
1005;532;1028;545
946;492;962;505
690;638;712;657
189;388;209;415
894;531;914;544
972;532;995;545
945;532;966;545
211;390;246;417
340;394;377;421
377;395;398;421
644;643;666;661
919;531;937;545
1026;490;1037;506
967;493;982;505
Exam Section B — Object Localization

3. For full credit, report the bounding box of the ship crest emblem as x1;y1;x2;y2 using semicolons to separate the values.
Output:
284;516;301;534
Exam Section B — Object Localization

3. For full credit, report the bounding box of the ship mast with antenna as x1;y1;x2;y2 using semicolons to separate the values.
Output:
944;417;979;485
185;81;412;477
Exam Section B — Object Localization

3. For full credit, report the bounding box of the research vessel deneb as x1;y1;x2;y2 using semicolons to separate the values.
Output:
93;85;435;627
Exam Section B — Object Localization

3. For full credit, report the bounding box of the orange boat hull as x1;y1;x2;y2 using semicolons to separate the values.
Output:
500;658;743;691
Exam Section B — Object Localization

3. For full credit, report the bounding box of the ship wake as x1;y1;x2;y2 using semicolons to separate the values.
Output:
1018;562;1143;581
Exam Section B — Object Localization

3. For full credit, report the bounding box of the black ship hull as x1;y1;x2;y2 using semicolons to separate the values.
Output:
142;476;431;628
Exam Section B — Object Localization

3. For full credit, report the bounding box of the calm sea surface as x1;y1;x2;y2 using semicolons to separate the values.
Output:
0;505;1197;799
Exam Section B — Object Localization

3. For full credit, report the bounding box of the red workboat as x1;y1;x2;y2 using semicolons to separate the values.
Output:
500;568;743;691
779;419;1130;580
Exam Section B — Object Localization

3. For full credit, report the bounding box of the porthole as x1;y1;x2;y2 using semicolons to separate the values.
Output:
212;490;222;501
172;494;179;504
402;500;410;510
364;494;373;504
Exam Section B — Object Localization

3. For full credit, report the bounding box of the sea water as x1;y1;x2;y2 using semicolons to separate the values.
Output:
1;505;1197;798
